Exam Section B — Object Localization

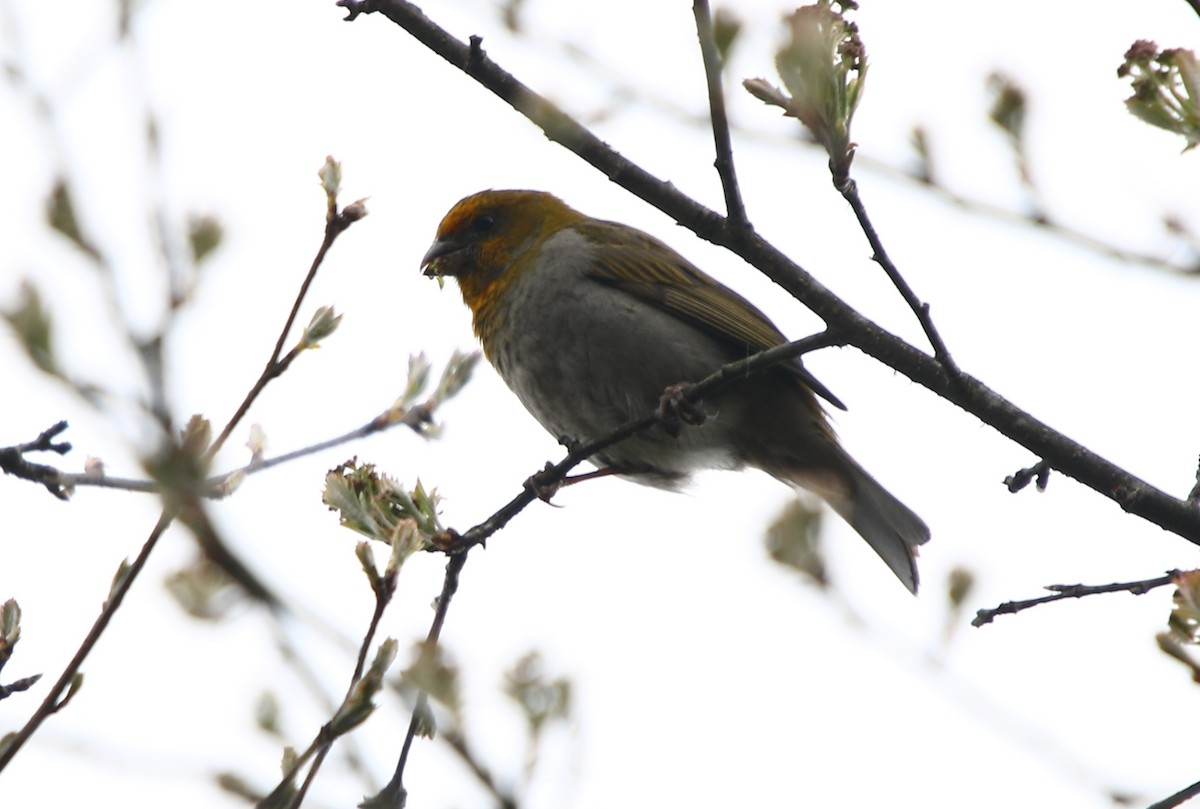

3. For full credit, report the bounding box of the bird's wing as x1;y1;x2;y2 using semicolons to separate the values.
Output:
579;220;846;411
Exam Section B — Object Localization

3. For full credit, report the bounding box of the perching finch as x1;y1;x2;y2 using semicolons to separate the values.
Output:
421;190;929;592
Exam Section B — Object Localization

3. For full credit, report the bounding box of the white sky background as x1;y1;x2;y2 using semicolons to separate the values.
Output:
3;0;1200;807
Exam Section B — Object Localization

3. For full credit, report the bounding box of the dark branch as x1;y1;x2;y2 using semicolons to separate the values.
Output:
1147;776;1200;809
692;0;747;229
340;0;1200;547
0;511;174;770
972;570;1180;627
0;421;73;499
368;333;840;800
208;204;360;459
444;331;840;554
376;553;469;806
836;179;962;378
1005;459;1052;493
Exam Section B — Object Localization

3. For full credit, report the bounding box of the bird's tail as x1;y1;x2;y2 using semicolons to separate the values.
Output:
785;455;930;594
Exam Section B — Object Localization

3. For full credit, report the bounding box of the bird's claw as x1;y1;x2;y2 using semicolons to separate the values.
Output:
657;383;706;437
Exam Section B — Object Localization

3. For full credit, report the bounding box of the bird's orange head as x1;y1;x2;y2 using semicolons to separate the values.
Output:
422;189;584;306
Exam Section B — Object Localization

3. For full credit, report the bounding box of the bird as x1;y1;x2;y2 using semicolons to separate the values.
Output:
420;189;930;592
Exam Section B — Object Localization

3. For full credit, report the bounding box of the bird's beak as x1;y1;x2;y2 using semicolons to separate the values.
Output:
421;238;459;277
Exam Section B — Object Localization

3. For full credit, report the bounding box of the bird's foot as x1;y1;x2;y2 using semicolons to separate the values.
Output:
657;383;706;437
527;463;627;503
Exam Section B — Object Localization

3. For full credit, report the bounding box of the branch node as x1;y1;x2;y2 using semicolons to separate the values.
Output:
524;463;563;503
1004;459;1051;493
657;382;707;438
973;569;1178;627
336;0;376;22
468;35;485;69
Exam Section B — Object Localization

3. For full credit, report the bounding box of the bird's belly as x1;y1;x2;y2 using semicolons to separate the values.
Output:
489;277;744;483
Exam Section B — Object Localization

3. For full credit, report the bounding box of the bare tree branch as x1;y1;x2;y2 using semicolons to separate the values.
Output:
1147;776;1200;809
835;178;963;378
208;195;365;459
0;511;174;771
493;21;1200;278
374;553;468;807
692;0;747;228
340;0;1200;546
972;570;1180;627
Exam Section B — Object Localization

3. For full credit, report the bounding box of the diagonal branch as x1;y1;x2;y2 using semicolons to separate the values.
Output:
972;570;1180;627
372;331;839;802
836;177;962;378
446;331;841;554
339;0;1200;546
692;0;747;229
1148;776;1200;809
208;202;361;459
374;553;469;807
0;511;175;771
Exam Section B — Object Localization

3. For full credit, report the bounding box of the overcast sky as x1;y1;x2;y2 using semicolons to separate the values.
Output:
4;1;1200;807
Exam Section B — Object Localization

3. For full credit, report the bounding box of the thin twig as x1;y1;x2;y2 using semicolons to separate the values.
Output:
441;728;519;809
377;553;469;806
0;510;174;771
692;0;747;229
1005;459;1052;493
837;177;961;379
260;556;400;808
0;192;362;773
268;620;376;794
0;421;73;499
340;0;1200;546
46;398;436;498
208;206;358;459
502;20;1200;277
972;570;1180;627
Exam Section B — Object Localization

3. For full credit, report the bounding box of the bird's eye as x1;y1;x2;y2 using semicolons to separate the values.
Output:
472;214;496;233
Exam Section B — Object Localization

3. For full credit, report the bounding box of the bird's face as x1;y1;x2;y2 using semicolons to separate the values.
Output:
421;190;580;282
421;189;586;348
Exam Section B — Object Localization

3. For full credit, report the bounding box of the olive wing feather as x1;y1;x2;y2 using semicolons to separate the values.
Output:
578;221;846;411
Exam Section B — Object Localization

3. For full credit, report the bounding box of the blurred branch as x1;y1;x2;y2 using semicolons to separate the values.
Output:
11;381;455;499
0;154;367;771
341;0;1200;547
373;553;468;807
985;72;1046;221
972;570;1180;627
440;726;519;809
208;160;366;459
484;7;1200;276
0;511;174;771
258;544;402;809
